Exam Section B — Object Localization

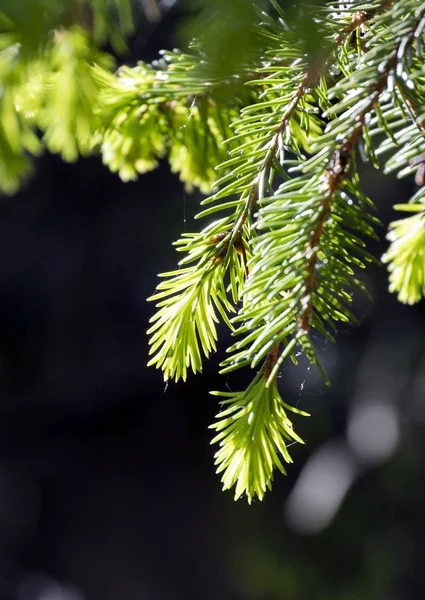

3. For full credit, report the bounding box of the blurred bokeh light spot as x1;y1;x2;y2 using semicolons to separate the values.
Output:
18;576;85;600
347;397;400;465
284;443;357;535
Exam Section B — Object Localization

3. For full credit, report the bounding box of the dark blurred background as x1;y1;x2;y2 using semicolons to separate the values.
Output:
1;6;425;600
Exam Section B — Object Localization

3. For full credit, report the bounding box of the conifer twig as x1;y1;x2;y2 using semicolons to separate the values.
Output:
299;9;425;334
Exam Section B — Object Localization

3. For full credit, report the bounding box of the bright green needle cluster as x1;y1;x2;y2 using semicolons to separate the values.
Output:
0;44;42;194
147;232;245;382
2;0;425;502
383;204;425;304
210;374;308;503
41;27;115;162
93;51;248;192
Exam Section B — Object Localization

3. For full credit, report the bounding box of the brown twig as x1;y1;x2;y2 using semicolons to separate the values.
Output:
333;0;395;45
298;9;425;334
230;74;314;243
263;341;281;379
231;0;395;279
259;2;397;374
298;72;394;332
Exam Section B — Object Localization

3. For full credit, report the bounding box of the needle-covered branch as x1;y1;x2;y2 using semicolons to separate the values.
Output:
2;0;425;503
149;0;425;502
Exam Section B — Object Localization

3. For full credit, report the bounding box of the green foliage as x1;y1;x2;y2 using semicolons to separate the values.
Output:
0;0;139;192
41;27;115;162
383;203;425;304
93;50;250;191
0;44;42;194
147;229;246;381
147;0;425;501
2;0;425;502
210;372;308;503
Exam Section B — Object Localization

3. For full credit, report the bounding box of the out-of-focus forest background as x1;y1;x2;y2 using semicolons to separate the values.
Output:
1;3;425;600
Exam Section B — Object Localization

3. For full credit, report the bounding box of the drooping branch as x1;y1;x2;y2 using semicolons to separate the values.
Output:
228;3;391;257
298;10;425;334
146;0;425;503
257;0;398;372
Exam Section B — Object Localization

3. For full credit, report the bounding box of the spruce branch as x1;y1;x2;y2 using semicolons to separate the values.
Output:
208;2;397;502
209;0;425;501
147;225;247;382
228;71;315;243
93;48;253;192
298;57;396;334
4;0;425;504
285;0;425;337
147;18;319;387
146;0;425;502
